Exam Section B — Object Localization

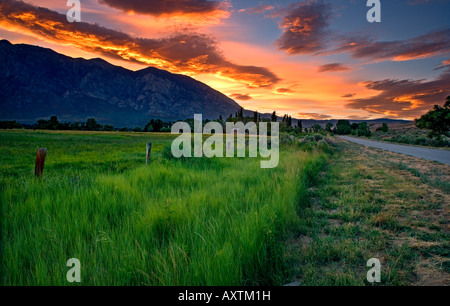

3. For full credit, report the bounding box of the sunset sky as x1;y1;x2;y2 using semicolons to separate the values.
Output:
0;0;449;120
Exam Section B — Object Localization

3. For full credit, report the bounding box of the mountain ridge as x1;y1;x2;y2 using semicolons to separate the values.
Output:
0;39;242;127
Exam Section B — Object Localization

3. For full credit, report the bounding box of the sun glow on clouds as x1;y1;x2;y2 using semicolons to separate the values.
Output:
0;0;280;88
196;40;376;118
0;0;448;120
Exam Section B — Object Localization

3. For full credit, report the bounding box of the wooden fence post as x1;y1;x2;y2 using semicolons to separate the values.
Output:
146;143;152;165
35;148;47;177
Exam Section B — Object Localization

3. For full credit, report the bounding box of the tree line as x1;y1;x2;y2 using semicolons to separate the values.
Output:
1;97;448;138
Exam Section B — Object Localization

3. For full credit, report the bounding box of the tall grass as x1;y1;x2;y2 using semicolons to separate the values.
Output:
0;130;327;285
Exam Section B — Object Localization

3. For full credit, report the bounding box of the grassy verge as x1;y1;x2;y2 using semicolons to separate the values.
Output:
285;140;449;286
1;130;328;285
370;124;450;148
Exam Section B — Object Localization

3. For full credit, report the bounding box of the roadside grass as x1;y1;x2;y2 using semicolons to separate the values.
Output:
370;125;450;148
0;130;328;285
285;141;449;286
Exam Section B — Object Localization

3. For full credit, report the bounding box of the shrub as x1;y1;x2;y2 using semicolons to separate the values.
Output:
336;120;351;135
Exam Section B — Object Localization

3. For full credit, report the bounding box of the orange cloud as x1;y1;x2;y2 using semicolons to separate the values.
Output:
0;0;278;88
347;67;450;118
197;40;377;119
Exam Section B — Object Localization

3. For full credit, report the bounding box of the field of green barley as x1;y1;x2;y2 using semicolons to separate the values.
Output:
0;129;327;285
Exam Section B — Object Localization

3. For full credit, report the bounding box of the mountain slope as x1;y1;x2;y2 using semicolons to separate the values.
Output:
0;40;242;127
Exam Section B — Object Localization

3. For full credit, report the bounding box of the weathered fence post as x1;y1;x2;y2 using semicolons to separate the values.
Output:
146;143;152;165
35;148;47;177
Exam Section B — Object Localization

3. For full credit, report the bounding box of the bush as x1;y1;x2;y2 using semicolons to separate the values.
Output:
336;120;351;135
0;121;23;129
160;127;171;133
416;96;450;138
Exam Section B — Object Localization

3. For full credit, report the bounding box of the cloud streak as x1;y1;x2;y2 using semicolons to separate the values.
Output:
230;93;252;101
0;0;278;88
98;0;230;19
346;66;450;118
333;29;450;62
318;63;350;72
294;112;332;120
239;4;274;15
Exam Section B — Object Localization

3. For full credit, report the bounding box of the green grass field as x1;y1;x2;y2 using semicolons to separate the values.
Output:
0;130;328;285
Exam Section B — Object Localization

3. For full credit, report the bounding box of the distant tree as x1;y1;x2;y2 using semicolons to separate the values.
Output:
297;120;303;131
0;121;22;129
253;111;258;123
312;124;322;133
350;123;359;131
133;127;143;132
219;115;223;121
325;123;334;132
381;123;389;133
234;108;243;121
148;119;164;132
102;125;115;131
70;122;81;130
416;96;450;138
34;116;59;130
48;116;59;130
160;127;171;132
144;122;153;132
336;120;351;135
356;122;371;137
271;111;277;122
86;118;101;131
120;127;128;132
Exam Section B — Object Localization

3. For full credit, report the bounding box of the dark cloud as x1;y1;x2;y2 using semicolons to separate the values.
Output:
276;0;332;55
239;4;274;15
341;93;356;98
274;1;449;63
275;88;295;93
346;66;450;118
0;0;279;88
98;0;227;17
318;63;350;72
230;93;252;101
294;112;332;120
332;29;450;62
